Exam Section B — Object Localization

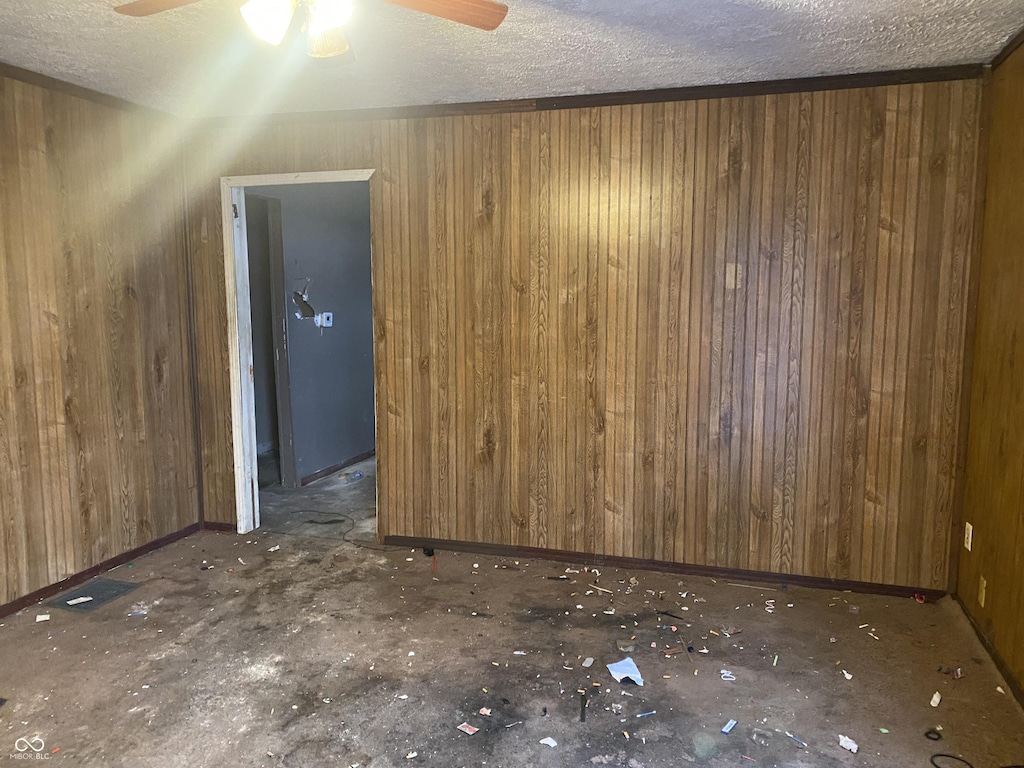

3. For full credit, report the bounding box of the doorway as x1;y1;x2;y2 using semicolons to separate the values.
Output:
219;169;376;534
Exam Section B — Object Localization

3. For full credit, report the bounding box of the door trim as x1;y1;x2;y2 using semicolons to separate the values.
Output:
219;169;375;533
263;196;298;489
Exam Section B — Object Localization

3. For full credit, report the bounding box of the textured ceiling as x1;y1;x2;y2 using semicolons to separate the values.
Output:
0;0;1021;116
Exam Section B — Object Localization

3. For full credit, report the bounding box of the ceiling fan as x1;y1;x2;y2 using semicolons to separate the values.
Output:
113;0;508;58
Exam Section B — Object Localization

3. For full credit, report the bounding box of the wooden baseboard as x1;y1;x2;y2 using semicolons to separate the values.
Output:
383;535;947;601
201;521;237;532
300;450;376;486
953;595;1024;709
0;523;202;619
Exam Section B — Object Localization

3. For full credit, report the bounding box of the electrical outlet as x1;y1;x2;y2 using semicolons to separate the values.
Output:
978;575;987;608
964;522;973;552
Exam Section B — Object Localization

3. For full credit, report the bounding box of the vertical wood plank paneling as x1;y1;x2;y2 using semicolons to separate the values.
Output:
765;93;786;573
530;110;550;550
0;75;198;606
848;87;885;580
651;102;675;561
636;103;657;561
697;100;715;562
590;106;608;557
741;96;760;570
401;120;420;540
664;101;688;565
894;84;926;587
451;116;469;544
549;109;565;552
961;44;1024;695
603;105;622;557
186;79;982;592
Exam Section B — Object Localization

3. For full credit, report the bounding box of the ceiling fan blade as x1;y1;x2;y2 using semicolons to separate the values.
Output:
378;0;507;30
113;0;204;16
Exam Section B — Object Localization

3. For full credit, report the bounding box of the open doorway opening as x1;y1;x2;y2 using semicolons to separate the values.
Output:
219;170;376;536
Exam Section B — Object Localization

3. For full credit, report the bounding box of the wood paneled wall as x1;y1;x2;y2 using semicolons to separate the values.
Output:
960;45;1024;693
0;75;198;605
189;78;981;589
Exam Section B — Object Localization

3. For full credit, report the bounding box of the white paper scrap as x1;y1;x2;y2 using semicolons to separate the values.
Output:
607;657;644;686
838;735;859;753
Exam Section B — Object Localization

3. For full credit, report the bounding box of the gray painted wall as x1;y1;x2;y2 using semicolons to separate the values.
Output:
244;195;279;457
258;181;375;481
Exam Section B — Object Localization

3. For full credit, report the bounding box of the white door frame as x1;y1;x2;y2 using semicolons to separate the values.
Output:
220;169;376;533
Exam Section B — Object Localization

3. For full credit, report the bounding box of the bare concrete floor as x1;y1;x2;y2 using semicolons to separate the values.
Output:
1;530;1022;768
259;456;377;543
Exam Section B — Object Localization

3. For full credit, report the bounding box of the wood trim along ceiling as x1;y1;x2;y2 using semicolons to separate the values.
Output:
0;57;983;121
204;65;986;125
990;23;1024;70
0;61;173;118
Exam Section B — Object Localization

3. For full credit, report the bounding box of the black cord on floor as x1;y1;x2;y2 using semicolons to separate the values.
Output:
337;513;399;553
931;755;1024;768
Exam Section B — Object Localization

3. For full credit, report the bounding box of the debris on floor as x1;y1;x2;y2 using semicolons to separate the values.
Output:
3;528;1022;768
785;730;807;748
838;734;859;753
607;658;644;686
750;727;773;746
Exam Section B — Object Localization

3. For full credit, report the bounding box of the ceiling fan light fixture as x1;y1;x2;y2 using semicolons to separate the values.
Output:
306;0;353;58
306;26;350;58
240;0;296;46
308;0;355;31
